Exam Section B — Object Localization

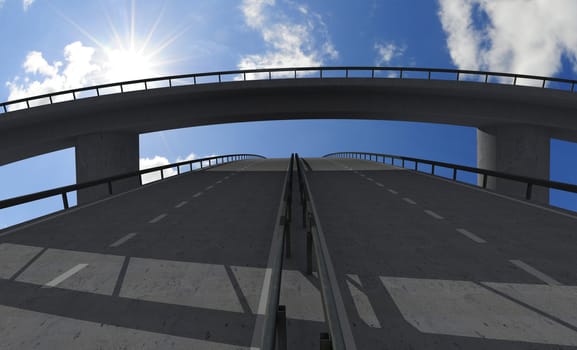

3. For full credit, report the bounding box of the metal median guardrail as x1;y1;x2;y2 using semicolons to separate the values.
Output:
2;66;576;114
296;154;356;350
324;152;577;201
260;154;294;350
0;154;264;212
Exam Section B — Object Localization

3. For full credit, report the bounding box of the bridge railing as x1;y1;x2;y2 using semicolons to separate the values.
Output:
324;152;577;201
296;153;355;350
261;154;294;350
0;154;264;213
2;66;576;114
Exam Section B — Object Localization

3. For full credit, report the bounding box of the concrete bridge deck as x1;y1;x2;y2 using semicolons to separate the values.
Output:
1;157;576;349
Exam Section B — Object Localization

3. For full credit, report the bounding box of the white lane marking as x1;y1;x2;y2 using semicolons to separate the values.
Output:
360;174;366;177
366;177;374;182
109;233;138;248
174;201;188;209
193;192;203;198
403;197;416;205
376;182;384;187
346;274;382;328
388;189;398;195
456;228;486;243
412;171;577;222
224;176;230;180
148;213;167;224
510;260;562;286
44;264;88;288
216;180;222;184
205;185;214;191
424;210;444;220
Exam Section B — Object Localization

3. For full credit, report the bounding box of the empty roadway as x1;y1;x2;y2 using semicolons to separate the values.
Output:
2;157;577;349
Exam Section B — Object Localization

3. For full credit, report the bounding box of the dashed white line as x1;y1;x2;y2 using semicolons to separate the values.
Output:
388;189;398;195
510;259;562;286
205;185;214;191
360;174;366;177
149;213;167;224
44;264;88;288
109;233;138;247
403;198;416;205
216;180;222;184
224;176;230;180
424;210;444;220
376;182;384;187
456;228;486;243
366;177;374;182
174;201;188;208
193;192;203;198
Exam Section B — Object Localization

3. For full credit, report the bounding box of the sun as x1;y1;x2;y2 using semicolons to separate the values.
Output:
61;0;186;84
104;47;158;82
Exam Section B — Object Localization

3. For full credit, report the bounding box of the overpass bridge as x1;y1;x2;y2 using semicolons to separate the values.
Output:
3;66;577;203
1;155;577;349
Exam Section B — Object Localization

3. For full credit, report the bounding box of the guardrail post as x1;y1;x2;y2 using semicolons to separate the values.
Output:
431;164;435;175
414;161;418;171
526;183;533;200
177;166;180;175
108;181;113;195
402;159;405;168
482;174;488;188
320;333;332;350
161;169;164;180
452;168;457;181
276;305;287;350
62;192;69;209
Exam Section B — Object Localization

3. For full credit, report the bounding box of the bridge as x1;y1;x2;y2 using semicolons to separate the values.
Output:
2;67;577;203
1;154;577;349
1;66;577;349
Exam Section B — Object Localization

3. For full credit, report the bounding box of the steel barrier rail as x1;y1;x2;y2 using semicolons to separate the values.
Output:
0;154;265;211
295;154;356;350
2;66;577;114
260;154;294;350
324;152;577;201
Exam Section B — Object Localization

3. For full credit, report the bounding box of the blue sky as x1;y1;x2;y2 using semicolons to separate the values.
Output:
1;0;577;228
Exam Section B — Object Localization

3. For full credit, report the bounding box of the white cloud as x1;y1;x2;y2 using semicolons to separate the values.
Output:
238;0;338;75
6;41;101;104
0;0;6;9
374;42;405;66
438;0;577;79
23;0;34;11
139;156;177;184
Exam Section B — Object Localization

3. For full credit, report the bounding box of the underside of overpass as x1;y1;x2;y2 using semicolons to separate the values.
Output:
1;157;576;349
2;70;577;204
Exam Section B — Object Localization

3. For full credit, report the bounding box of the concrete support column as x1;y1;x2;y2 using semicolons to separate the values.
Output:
75;132;139;204
477;125;550;203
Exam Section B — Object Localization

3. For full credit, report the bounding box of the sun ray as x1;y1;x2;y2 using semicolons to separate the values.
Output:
139;4;166;56
130;0;136;52
56;10;108;51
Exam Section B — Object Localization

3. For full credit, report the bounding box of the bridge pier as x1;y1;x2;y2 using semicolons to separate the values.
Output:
477;125;550;203
75;132;139;205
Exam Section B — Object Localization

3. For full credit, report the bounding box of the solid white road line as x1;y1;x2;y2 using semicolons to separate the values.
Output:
193;192;203;198
44;264;88;288
148;213;167;224
510;260;562;286
109;233;138;248
403;197;416;205
376;182;384;187
174;201;188;209
205;185;214;190
424;210;444;220
388;189;398;195
456;228;486;243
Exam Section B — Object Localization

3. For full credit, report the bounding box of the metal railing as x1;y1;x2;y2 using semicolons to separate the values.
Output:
296;154;355;350
0;154;264;212
2;66;576;114
325;152;577;201
261;154;294;350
